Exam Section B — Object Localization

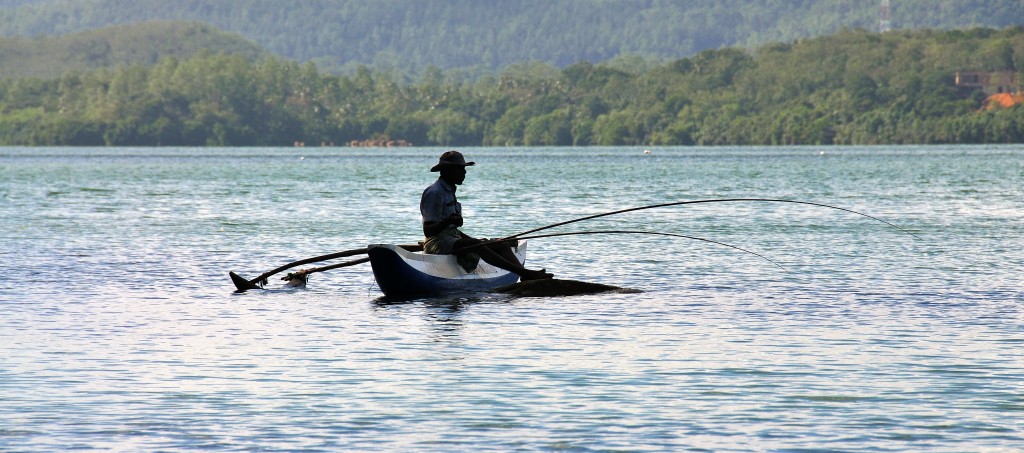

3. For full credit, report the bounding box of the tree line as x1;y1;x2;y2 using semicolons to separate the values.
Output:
1;27;1023;147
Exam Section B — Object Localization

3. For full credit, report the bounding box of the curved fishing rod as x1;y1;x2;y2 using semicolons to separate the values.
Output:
280;229;788;288
498;198;922;242
514;230;790;274
280;229;787;286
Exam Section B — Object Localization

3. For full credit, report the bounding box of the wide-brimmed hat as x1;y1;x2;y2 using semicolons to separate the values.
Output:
430;150;476;172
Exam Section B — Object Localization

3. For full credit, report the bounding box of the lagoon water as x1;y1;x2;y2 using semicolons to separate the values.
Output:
1;146;1022;451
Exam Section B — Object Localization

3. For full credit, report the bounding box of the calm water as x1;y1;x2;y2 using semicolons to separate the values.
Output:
1;146;1022;452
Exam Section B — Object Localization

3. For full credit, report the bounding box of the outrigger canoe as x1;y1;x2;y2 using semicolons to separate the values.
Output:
367;241;527;298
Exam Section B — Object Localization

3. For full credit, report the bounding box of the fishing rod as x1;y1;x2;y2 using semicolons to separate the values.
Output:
498;198;922;242
292;229;790;285
514;230;790;273
233;199;915;291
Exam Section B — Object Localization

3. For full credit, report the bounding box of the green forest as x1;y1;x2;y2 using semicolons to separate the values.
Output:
1;26;1023;146
3;0;1024;75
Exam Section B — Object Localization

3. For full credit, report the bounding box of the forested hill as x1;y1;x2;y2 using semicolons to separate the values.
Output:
2;0;1024;74
0;21;267;79
3;27;1023;147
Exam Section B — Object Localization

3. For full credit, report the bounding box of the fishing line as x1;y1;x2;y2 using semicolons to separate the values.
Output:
499;198;922;241
515;229;790;273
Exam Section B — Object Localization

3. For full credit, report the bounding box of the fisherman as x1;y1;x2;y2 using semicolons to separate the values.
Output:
421;150;552;281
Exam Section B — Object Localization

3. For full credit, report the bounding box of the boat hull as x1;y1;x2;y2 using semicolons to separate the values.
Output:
368;241;526;297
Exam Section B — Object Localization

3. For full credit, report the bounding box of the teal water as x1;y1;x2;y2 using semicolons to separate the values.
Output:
1;146;1022;451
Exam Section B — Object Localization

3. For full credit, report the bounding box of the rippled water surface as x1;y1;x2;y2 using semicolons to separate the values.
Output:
1;146;1022;451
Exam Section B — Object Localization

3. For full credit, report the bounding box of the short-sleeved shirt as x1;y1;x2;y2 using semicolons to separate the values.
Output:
420;177;461;228
420;178;479;270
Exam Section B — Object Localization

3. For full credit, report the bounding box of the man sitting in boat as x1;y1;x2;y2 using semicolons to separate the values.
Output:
421;150;553;281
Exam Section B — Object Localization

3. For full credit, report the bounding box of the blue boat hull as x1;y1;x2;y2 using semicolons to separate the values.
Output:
368;242;526;297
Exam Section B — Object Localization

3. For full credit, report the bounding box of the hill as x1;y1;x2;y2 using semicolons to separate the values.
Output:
2;0;1024;75
2;26;1022;147
0;21;267;79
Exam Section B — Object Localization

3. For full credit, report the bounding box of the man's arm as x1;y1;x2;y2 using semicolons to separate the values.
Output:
423;213;463;237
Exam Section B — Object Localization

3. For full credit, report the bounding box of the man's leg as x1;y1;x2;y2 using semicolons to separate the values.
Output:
489;241;524;266
455;238;551;280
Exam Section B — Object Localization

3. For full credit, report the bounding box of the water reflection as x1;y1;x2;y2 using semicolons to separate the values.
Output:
371;294;508;350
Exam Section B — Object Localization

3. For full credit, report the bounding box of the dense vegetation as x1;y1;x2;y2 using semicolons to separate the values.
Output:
0;21;267;79
2;0;1024;75
2;27;1023;146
